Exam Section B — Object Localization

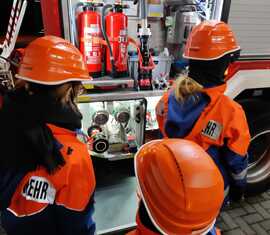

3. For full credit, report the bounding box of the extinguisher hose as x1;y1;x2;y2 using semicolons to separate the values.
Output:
72;2;85;47
101;4;116;73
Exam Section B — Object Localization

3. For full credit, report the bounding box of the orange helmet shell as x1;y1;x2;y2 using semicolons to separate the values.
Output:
16;36;90;85
183;20;240;60
135;139;224;235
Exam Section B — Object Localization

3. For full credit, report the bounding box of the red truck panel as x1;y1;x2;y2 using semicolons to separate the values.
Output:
40;0;62;37
226;61;270;81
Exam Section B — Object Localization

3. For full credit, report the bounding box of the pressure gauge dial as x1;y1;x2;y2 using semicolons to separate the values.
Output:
92;110;109;126
115;109;130;124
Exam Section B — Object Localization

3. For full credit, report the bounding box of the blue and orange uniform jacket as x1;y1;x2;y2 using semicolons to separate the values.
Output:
155;84;250;203
0;124;96;235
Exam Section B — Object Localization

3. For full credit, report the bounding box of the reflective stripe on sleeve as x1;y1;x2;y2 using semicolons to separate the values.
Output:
231;168;247;181
224;186;230;198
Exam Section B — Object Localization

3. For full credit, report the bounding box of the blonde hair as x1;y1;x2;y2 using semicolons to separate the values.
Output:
174;76;203;102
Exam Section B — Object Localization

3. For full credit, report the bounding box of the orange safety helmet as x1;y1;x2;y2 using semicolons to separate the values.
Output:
16;36;90;85
183;20;240;61
135;139;224;235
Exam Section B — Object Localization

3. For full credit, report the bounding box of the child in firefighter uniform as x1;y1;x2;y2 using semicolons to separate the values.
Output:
156;20;251;204
0;36;96;235
128;139;224;235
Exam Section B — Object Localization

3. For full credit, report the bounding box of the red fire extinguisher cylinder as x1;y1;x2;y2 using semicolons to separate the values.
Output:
78;5;103;78
105;6;128;77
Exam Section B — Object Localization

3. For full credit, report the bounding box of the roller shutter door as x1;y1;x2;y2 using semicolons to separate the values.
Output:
228;0;270;57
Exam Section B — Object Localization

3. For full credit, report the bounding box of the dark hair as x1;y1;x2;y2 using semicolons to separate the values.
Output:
0;85;68;174
0;80;84;174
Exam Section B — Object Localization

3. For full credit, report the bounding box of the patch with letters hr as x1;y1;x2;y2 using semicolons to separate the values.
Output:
201;120;223;140
22;176;56;204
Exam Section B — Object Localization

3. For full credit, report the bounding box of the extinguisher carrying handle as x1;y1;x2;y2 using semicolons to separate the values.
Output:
128;37;155;71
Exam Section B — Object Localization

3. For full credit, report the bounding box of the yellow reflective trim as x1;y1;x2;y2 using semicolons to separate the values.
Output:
76;95;91;103
83;84;94;89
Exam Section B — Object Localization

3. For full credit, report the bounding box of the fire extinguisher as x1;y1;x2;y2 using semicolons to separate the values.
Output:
101;2;129;78
77;2;103;78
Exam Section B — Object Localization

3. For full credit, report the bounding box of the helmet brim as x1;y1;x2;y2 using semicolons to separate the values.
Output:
183;46;241;61
15;74;90;85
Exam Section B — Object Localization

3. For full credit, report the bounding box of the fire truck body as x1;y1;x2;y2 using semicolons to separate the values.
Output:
1;0;270;233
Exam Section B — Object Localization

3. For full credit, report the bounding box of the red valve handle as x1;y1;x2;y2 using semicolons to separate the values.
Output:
128;37;155;71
